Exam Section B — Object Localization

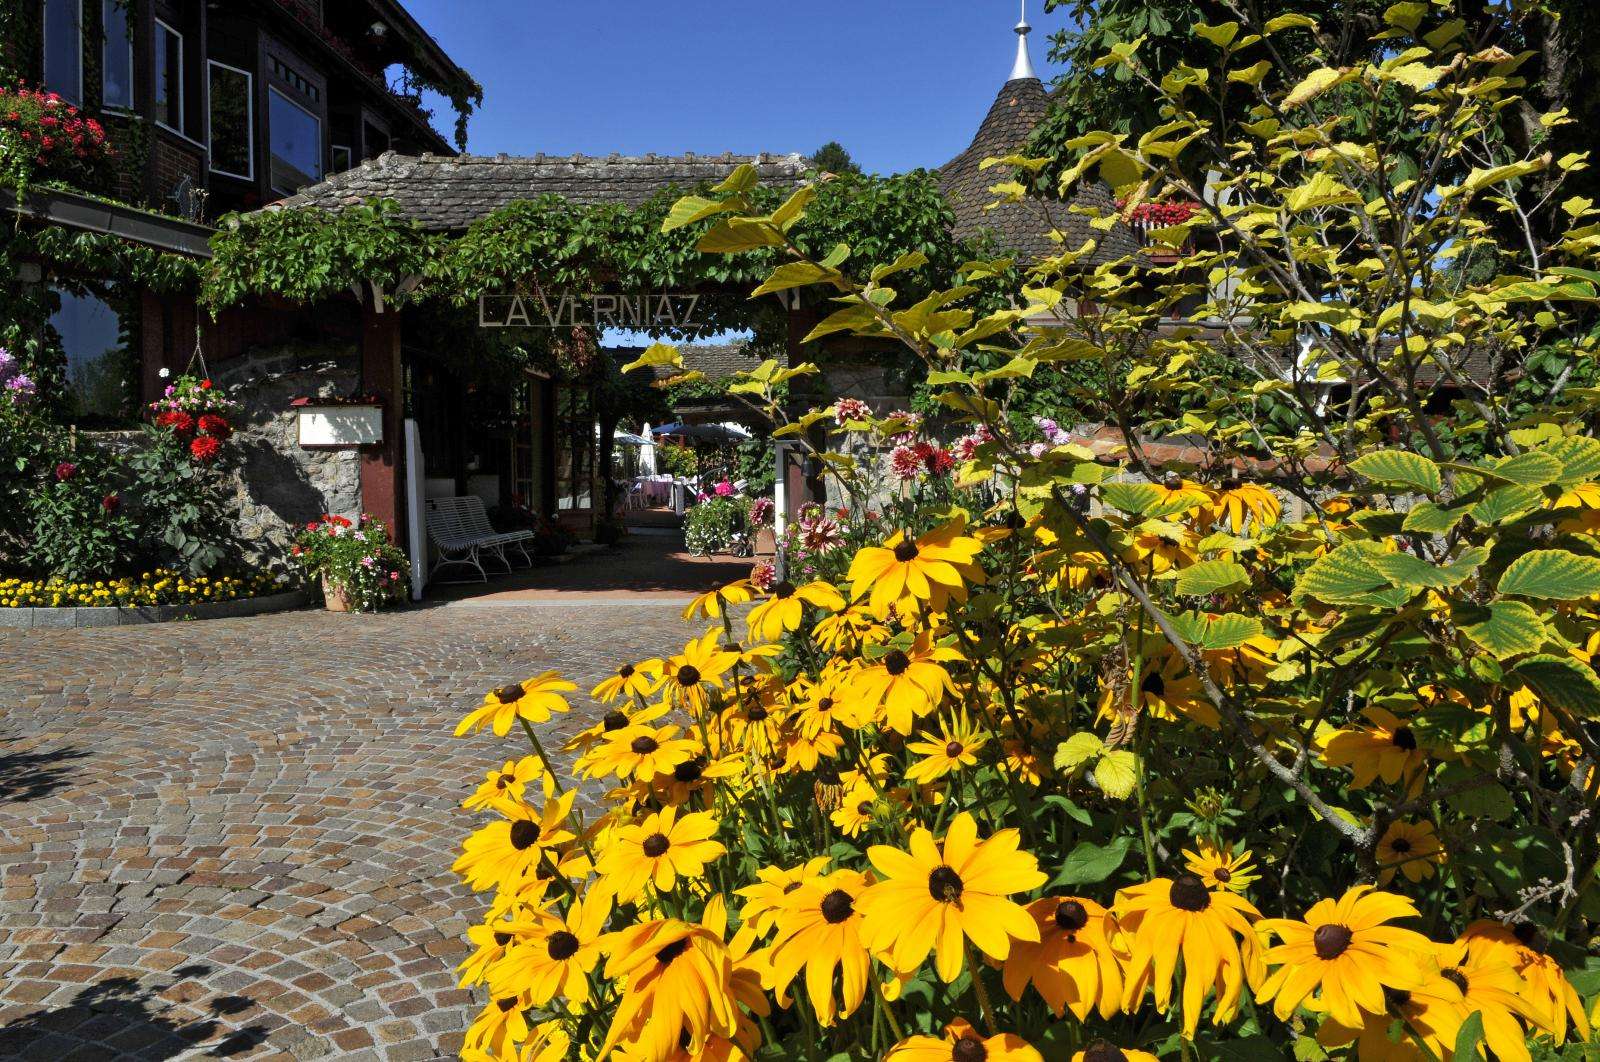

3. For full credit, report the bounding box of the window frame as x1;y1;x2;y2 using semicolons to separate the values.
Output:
153;17;185;134
41;0;84;107
205;59;255;181
100;0;133;112
266;84;324;196
330;143;353;173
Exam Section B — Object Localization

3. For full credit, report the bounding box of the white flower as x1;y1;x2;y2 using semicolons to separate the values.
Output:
158;367;171;379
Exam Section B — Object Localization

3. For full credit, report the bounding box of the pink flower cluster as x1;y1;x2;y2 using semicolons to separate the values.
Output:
953;425;995;461
1;86;113;173
889;441;955;482
833;398;872;426
0;348;37;407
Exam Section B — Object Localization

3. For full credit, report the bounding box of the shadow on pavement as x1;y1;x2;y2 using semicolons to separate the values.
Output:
0;972;267;1060
0;734;89;804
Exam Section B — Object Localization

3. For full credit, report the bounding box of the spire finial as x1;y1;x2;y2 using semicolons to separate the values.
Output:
1009;0;1037;82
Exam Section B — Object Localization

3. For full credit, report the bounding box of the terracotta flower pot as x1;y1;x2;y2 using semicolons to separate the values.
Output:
754;527;777;556
322;577;352;613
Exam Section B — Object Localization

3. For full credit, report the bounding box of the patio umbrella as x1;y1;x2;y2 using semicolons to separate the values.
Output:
653;422;751;442
613;431;651;446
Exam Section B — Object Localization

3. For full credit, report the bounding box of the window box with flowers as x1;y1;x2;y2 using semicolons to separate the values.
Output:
293;514;407;613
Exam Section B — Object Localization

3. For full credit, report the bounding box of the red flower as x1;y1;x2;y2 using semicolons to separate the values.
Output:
156;410;195;437
197;413;231;440
101;493;120;513
190;435;222;463
54;461;77;481
199;379;213;390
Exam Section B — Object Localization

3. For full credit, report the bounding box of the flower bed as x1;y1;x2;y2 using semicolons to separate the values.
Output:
0;569;287;609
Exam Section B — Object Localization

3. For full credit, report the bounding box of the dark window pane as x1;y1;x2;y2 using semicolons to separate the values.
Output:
42;0;82;105
101;0;132;109
154;21;183;130
50;288;133;425
208;63;252;178
268;87;321;194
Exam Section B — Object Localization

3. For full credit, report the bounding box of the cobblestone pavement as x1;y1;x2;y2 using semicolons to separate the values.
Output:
0;602;694;1060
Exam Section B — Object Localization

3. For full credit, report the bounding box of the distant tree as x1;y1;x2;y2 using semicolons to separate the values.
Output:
809;141;861;176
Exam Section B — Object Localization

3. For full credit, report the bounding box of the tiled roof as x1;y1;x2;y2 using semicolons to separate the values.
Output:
938;77;1140;265
269;151;811;231
625;342;764;384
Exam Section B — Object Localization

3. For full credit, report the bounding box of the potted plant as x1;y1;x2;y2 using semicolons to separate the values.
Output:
292;514;407;612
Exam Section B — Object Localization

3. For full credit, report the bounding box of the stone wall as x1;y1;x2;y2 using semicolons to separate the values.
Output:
213;345;362;569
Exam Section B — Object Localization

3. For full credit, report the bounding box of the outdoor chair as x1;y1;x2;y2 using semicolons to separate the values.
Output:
424;497;533;584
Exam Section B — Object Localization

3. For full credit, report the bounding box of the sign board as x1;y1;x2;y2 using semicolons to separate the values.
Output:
297;404;383;448
479;291;702;330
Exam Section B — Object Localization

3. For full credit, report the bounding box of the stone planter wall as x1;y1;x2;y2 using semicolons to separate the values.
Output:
0;588;310;629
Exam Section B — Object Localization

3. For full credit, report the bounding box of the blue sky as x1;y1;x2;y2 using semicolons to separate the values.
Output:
401;1;1075;175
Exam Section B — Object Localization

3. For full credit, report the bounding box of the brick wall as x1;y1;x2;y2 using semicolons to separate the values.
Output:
150;131;206;210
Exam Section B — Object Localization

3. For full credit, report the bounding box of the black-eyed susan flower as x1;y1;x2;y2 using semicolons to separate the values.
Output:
1376;818;1444;885
1313;967;1467;1062
849;631;961;735
735;857;831;945
1071;1044;1159;1062
1123;524;1198;574
487;892;607;1006
596;806;726;903
905;712;988;784
1100;653;1217;729
858;811;1045;982
646;751;744;806
1115;872;1264;1038
458;917;525;988
779;728;844;773
746;578;846;641
598;909;741;1059
592;658;663;703
1255;885;1431;1031
847;517;985;616
1460;920;1591;1046
456;671;576;738
452;792;576;893
1182;841;1258;894
463;757;549;812
1318;707;1431;789
814;603;890;654
1199;480;1282;533
659;629;738;713
682;579;756;622
830;780;879;838
1432;938;1541;1061
768;867;875;1026
584;723;699;781
462;990;533;1058
1002;895;1125;1021
564;700;669;756
885;1018;1042;1062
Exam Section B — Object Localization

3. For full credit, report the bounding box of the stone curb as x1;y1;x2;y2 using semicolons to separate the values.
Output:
0;588;310;629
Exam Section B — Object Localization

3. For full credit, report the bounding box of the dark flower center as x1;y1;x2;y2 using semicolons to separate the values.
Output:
641;833;671;858
818;697;834;711
495;773;513;789
820;889;855;924
747;705;769;722
894;539;920;562
783;881;803;895
630;735;659;755
1054;899;1089;933
655;938;690;964
951;1036;987;1062
1141;672;1166;697
1213;867;1232;883
927;865;964;903
496;996;518;1013
1383;986;1412;1011
546;930;580;960
673;757;706;783
495;683;526;703
1441;968;1468;993
1389;838;1412;854
1083;1044;1127;1062
884;650;911;676
493;931;512;947
509;820;541;851
1392;726;1418;751
774;581;796;598
677;665;702;687
603;711;629;731
1168;873;1211;912
945;741;964;758
1314;924;1354;960
618;664;635;678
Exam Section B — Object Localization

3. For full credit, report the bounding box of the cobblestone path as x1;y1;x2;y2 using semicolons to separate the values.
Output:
0;602;692;1060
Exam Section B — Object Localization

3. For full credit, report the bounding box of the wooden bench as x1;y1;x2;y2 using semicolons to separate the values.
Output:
424;496;535;584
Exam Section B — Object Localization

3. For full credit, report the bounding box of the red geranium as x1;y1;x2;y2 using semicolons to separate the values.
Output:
54;461;76;481
190;435;222;463
102;492;120;513
156;410;196;437
197;413;231;440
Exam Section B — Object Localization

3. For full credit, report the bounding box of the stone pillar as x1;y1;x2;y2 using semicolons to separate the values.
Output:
360;299;406;545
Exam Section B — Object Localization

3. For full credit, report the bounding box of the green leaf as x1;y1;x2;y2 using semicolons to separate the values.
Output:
1101;482;1164;516
1295;542;1390;605
1053;733;1104;772
1512;655;1600;718
660;194;738;233
870;251;928;283
1402;501;1467;534
1488;451;1564;488
1199;614;1265;651
711;163;759;193
1454;601;1547;659
1350;450;1443;495
1194;21;1240;47
1055;837;1132;886
1497;549;1600;599
1093;752;1139;799
1469;484;1542;525
1265;13;1318;33
1367;545;1487;589
1452;1012;1485;1062
1175;559;1250;596
750;262;836;297
1542;436;1600;486
697;218;783;253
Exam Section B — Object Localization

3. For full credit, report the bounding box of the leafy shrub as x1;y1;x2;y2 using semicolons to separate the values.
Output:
683;494;751;556
293;514;407;612
24;454;133;581
658;441;699;478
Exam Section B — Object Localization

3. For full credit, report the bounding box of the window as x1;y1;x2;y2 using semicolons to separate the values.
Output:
268;86;322;194
101;0;132;109
331;144;352;173
42;0;83;105
207;61;253;179
50;287;133;424
154;19;184;131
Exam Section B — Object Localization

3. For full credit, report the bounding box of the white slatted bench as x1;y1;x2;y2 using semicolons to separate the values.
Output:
424;497;533;584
